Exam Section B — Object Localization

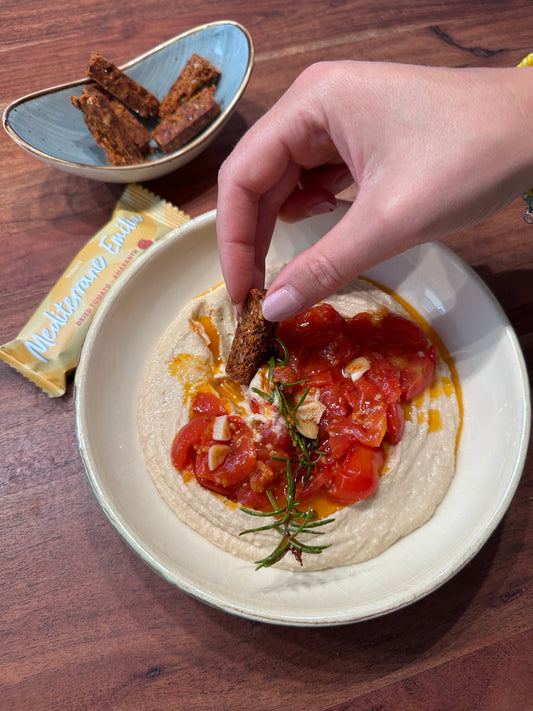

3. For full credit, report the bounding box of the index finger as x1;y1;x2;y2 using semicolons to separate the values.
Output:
216;127;297;306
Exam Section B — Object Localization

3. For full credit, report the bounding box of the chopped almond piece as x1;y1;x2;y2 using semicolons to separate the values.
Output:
212;415;231;441
343;356;371;382
295;392;326;440
207;444;231;471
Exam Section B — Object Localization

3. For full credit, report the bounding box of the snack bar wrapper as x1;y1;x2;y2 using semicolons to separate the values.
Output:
1;184;189;397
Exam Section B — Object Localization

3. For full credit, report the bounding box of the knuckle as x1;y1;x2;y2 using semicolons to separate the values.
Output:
306;251;348;295
297;61;334;87
217;155;235;184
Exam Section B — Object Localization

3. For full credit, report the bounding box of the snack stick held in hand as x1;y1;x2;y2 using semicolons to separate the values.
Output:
226;289;277;386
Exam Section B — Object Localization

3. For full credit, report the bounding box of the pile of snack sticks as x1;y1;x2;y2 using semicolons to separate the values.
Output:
71;52;221;165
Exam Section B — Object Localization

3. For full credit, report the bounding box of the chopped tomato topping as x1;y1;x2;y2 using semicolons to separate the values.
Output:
277;303;357;374
271;364;298;384
191;391;229;417
327;417;360;460
171;416;211;470
326;442;383;504
365;354;402;403
195;416;256;489
399;344;438;400
171;304;437;513
385;401;405;445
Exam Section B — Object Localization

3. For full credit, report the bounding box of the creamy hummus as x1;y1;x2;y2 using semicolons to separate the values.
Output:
138;276;460;571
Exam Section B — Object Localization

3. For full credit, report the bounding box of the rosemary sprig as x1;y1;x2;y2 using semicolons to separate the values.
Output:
241;338;335;569
240;460;334;569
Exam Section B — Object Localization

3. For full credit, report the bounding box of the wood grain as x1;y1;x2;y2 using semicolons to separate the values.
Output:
1;1;532;709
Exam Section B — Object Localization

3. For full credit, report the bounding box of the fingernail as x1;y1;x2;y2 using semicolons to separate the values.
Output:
262;286;305;322
305;198;337;218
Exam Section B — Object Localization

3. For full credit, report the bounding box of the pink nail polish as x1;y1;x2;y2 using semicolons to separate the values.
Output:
262;286;305;321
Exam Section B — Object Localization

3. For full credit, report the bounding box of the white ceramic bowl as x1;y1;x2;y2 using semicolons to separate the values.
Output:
3;21;254;183
75;205;530;625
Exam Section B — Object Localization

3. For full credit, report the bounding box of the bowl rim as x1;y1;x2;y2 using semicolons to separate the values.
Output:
2;20;254;173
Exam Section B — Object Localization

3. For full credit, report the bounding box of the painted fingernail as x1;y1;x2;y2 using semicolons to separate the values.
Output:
305;198;337;218
262;286;305;321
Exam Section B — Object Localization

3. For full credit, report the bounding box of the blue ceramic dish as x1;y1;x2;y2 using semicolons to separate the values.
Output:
3;21;254;183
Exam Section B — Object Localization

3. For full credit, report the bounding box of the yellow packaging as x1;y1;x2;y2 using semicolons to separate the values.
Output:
1;184;190;397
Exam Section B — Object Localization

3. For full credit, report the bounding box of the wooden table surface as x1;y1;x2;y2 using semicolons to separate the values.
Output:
2;1;532;709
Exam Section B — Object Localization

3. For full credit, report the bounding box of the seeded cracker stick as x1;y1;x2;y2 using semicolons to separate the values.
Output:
83;84;151;154
226;289;278;386
152;86;221;153
104;91;151;155
87;53;160;118
71;86;145;165
159;53;221;118
0;185;189;397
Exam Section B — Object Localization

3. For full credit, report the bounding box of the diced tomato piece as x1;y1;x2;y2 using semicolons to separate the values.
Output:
234;482;274;511
212;432;256;487
318;381;350;419
290;302;347;334
319;332;355;368
343;377;388;447
307;371;335;388
254;420;292;463
368;313;437;401
374;312;428;356
385;402;405;445
195;475;239;498
171;416;211;469
191;391;229;417
271;365;298;384
365;354;401;404
327;417;359;460
347;311;375;349
296;454;334;502
325;442;383;504
196;417;257;489
399;344;437;400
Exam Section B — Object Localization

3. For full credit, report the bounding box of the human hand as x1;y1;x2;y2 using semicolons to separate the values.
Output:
217;60;533;320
